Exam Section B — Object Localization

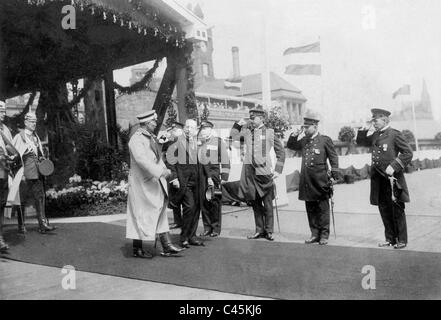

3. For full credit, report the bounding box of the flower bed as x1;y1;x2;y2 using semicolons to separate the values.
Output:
46;175;128;218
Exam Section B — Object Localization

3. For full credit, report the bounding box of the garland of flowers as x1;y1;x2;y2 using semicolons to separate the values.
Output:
183;44;198;120
25;0;187;48
113;58;162;95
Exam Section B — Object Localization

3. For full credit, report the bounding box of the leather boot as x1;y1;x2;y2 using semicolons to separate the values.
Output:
0;207;9;252
17;205;27;234
35;199;56;234
159;232;184;256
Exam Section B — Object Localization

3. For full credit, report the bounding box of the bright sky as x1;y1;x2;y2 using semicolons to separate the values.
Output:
115;0;441;122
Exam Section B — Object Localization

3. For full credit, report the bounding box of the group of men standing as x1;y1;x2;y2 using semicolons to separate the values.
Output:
125;105;413;259
126;111;231;258
0;100;56;254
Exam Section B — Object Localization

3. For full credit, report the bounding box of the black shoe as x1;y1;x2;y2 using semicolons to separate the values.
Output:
305;237;319;244
188;238;205;246
265;233;274;241
181;241;191;248
394;242;407;250
247;232;265;240
38;225;56;234
210;232;219;238
199;230;212;237
319;239;328;245
378;241;394;247
133;248;153;259
18;226;27;235
0;238;9;253
169;223;181;230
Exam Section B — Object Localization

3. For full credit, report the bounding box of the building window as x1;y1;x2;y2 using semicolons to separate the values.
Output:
202;63;210;77
197;30;201;37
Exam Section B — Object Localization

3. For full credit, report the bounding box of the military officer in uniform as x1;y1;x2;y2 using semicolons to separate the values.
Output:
230;108;285;241
168;119;205;248
126;110;183;258
12;112;56;234
0;100;19;252
198;120;230;237
356;108;413;249
287;117;339;245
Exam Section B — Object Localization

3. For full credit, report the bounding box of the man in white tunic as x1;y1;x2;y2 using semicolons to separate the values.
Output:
126;110;183;258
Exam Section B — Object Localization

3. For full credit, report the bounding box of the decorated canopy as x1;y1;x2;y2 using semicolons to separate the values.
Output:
0;0;205;99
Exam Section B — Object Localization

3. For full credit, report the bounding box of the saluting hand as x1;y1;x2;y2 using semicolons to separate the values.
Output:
237;118;248;126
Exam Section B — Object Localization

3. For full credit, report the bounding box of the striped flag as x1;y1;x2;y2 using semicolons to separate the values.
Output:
224;78;242;90
284;41;321;76
392;84;410;99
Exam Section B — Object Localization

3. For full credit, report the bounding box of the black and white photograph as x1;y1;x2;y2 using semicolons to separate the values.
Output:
1;0;441;302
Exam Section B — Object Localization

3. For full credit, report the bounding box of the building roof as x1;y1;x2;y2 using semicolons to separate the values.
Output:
195;72;306;102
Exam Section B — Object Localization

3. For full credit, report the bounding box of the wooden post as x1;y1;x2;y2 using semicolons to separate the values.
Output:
153;63;177;135
175;63;188;123
104;71;118;148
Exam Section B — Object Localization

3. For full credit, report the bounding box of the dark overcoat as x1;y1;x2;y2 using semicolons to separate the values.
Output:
356;127;413;205
230;123;285;201
287;133;339;201
166;135;200;207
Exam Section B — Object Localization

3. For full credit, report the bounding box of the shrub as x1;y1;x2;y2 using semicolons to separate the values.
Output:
46;176;128;217
435;132;441;141
338;126;356;143
402;130;415;143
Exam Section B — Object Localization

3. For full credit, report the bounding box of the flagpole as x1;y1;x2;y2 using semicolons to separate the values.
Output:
411;98;420;155
318;36;325;133
261;1;271;110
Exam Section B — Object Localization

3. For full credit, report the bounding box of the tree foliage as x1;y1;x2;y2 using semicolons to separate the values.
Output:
338;126;356;143
265;106;291;139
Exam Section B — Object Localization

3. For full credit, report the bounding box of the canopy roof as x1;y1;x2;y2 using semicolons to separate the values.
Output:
0;0;205;98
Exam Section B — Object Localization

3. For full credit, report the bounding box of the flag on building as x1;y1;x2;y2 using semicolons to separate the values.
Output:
284;41;321;76
224;78;242;90
392;84;410;99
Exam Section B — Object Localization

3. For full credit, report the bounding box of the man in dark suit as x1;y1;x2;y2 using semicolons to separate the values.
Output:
230;108;285;241
198;120;230;238
287;117;339;245
168;119;205;248
356;108;413;249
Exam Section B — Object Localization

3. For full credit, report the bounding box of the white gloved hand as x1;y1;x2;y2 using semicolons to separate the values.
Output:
386;165;395;176
207;178;214;186
171;179;180;188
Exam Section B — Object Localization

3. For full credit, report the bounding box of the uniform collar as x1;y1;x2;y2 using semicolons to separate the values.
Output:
310;132;319;140
380;125;390;132
24;128;34;136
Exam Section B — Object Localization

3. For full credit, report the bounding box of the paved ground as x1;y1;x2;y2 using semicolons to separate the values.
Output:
1;168;441;299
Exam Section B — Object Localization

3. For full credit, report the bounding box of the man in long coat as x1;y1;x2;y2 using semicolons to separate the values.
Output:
230;108;285;241
198;120;230;237
0;100;19;252
12;112;55;234
287;117;339;245
126;110;183;258
356;108;413;249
